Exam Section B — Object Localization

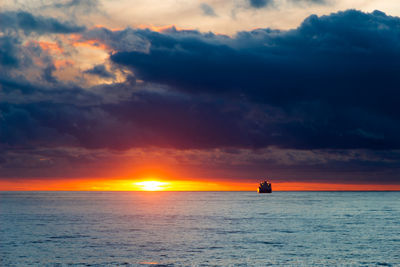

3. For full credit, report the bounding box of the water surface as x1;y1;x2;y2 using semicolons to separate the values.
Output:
1;191;399;266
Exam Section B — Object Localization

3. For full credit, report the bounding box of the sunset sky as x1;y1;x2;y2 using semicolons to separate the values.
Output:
1;0;400;190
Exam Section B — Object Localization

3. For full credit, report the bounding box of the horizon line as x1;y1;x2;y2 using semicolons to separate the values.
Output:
2;190;400;192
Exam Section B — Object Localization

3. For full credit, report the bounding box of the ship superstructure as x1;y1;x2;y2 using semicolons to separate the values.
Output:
258;181;272;193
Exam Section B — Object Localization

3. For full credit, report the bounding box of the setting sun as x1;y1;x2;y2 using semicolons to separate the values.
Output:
134;181;169;191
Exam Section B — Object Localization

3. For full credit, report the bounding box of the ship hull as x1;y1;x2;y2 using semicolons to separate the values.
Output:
257;188;272;193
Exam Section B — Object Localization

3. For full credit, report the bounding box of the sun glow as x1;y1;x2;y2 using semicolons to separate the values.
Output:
134;181;169;191
2;178;400;191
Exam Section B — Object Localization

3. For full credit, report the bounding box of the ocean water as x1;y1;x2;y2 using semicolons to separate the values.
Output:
1;191;399;266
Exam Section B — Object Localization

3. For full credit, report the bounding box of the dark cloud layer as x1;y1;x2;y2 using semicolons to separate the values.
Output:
110;10;400;150
1;10;400;182
0;92;261;150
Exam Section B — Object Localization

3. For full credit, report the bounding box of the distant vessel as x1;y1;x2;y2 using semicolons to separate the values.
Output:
258;181;272;193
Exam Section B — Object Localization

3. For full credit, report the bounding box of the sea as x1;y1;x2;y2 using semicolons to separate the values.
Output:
1;191;399;266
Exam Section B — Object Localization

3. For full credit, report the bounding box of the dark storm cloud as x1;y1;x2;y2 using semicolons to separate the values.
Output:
111;10;400;107
0;11;85;34
109;10;400;150
2;9;400;151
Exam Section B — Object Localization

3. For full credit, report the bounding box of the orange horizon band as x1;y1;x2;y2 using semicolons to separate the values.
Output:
0;179;399;191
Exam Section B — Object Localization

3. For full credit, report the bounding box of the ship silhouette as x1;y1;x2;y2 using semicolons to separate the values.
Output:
258;181;272;193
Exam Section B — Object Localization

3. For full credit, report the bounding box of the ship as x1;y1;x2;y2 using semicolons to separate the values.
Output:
258;181;272;193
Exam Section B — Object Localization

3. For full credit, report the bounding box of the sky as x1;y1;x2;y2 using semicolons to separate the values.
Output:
1;0;400;190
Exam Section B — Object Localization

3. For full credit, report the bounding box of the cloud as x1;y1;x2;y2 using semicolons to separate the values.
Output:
83;64;116;79
291;0;327;4
1;9;400;182
0;36;20;67
249;0;273;8
248;0;326;9
0;91;256;150
42;64;58;83
0;11;85;72
108;10;400;150
2;9;400;151
200;3;218;17
0;11;90;93
80;27;150;52
0;11;86;34
1;145;399;183
51;0;99;10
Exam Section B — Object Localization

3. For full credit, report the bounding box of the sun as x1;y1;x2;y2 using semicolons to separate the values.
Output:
134;181;169;191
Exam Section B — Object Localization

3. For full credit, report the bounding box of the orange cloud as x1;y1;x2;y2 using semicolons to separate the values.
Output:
92;25;123;31
54;59;74;68
73;39;110;50
29;41;64;54
69;33;111;51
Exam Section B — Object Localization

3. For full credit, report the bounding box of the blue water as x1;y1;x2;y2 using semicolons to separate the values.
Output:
1;191;399;266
